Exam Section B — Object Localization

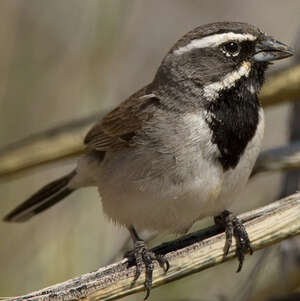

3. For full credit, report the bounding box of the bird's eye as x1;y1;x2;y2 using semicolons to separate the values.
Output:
222;41;240;56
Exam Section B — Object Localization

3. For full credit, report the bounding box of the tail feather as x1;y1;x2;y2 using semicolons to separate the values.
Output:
4;171;76;222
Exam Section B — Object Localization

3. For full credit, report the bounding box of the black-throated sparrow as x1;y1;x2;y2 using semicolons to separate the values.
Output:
4;22;293;298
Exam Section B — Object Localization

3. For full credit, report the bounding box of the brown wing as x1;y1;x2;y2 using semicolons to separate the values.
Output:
84;87;160;151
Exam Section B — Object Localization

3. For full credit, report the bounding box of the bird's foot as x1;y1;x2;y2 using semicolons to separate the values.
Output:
130;240;169;299
214;210;253;272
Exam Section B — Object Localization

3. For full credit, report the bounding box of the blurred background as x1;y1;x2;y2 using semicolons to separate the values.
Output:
0;1;300;300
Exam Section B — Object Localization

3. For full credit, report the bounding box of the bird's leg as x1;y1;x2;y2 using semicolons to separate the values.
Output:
214;210;253;272
127;226;169;299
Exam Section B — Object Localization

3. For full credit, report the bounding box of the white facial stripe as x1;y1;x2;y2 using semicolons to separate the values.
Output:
174;32;256;55
203;61;251;101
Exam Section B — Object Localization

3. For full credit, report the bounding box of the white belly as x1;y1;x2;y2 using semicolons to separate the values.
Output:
97;148;223;233
83;109;264;234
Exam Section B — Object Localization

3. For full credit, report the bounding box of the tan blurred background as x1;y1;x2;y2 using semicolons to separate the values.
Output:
0;1;299;300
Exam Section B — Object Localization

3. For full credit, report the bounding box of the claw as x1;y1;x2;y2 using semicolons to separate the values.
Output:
132;240;145;282
144;286;151;300
144;258;153;300
214;210;252;272
129;239;170;299
236;247;244;273
155;254;170;272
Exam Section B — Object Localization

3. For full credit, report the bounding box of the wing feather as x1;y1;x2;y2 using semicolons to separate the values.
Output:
84;87;160;151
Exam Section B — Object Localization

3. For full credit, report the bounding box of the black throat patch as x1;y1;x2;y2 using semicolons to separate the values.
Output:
205;76;261;171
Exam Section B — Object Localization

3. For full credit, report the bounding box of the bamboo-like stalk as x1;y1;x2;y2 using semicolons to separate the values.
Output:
2;192;300;301
259;64;300;107
251;141;300;176
0;64;299;179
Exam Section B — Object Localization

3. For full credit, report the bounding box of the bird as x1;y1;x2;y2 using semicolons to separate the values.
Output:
4;22;293;299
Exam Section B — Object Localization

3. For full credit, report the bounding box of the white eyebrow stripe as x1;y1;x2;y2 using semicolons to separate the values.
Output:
174;32;256;55
203;61;251;101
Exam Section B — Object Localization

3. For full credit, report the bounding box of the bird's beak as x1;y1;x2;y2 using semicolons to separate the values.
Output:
253;36;294;62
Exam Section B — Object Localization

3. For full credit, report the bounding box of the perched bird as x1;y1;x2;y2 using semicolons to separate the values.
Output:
4;22;293;298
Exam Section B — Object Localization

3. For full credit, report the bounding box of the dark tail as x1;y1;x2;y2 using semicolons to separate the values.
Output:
4;170;77;222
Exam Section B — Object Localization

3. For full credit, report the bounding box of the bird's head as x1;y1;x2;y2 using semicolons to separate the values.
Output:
153;22;293;102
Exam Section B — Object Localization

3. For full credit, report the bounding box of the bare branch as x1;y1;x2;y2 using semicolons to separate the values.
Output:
0;113;102;179
252;141;300;176
0;64;299;179
3;192;300;301
260;64;300;107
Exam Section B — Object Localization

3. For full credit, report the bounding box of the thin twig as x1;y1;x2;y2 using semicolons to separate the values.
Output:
259;64;300;107
251;141;300;176
2;192;300;301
